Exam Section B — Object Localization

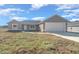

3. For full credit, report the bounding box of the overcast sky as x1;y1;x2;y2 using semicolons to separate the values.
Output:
0;4;79;25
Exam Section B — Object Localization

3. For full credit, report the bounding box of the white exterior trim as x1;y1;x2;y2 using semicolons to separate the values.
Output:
39;23;44;32
24;25;27;30
12;24;18;30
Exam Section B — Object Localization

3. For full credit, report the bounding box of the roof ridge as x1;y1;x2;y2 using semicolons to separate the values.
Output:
44;14;68;22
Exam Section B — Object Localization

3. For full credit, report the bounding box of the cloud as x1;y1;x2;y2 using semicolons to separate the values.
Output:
0;8;24;13
11;16;45;21
63;9;79;14
11;16;28;21
56;4;79;21
0;8;25;16
32;17;45;21
56;4;79;10
62;13;75;17
30;4;48;10
0;4;5;6
27;4;48;13
71;19;79;21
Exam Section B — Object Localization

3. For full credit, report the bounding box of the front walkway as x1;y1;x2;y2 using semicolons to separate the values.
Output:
47;32;79;42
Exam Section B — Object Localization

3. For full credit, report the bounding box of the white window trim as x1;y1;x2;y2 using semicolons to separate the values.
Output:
12;24;18;30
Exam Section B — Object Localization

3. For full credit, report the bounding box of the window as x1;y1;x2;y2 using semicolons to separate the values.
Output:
31;25;35;28
12;24;18;30
12;24;17;28
13;25;17;27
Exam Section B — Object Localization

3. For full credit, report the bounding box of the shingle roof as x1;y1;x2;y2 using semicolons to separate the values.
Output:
8;15;69;24
21;20;41;24
7;19;19;24
8;20;41;24
44;15;68;22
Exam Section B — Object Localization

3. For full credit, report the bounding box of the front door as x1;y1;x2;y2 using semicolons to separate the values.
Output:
24;25;27;30
22;24;27;30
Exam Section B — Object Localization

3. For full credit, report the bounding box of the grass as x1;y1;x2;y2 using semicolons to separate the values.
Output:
0;29;79;54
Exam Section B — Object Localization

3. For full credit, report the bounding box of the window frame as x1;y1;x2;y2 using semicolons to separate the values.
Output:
12;24;18;29
30;25;35;28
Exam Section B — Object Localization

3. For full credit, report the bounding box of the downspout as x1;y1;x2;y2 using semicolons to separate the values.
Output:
43;22;45;32
66;21;67;32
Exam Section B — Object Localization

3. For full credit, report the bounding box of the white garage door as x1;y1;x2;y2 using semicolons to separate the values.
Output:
45;22;66;32
67;27;79;33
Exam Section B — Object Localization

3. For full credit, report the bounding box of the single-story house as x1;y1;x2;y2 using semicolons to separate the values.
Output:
8;15;68;32
8;20;41;32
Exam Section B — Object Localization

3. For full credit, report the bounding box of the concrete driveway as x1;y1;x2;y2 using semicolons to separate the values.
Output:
48;32;79;42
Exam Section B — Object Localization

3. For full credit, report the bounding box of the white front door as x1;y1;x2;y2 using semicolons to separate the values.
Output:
24;25;27;30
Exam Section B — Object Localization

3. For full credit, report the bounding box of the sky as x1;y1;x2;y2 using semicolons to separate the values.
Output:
0;4;79;25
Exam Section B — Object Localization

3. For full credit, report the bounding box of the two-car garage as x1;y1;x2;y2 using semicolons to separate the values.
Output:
44;22;67;32
43;15;68;32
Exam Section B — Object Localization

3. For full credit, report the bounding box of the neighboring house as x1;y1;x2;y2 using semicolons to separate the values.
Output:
67;21;79;32
8;15;68;32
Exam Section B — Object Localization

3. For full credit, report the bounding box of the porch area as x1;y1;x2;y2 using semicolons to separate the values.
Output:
21;24;40;32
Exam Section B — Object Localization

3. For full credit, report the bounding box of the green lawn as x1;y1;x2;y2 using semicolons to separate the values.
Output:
0;30;79;54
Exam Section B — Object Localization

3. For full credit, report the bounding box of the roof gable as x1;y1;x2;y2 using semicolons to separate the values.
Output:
44;15;68;22
8;20;19;24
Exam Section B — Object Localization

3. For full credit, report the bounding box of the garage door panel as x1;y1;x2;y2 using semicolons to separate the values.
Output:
45;22;66;32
